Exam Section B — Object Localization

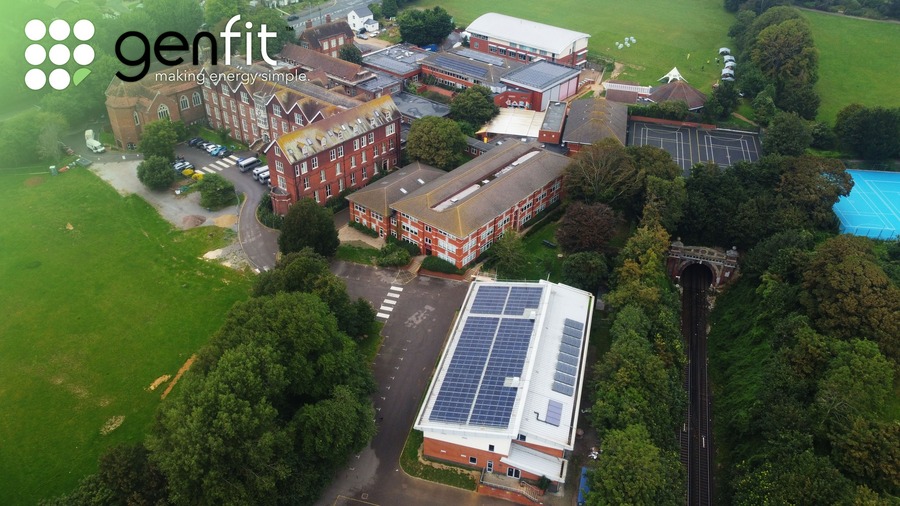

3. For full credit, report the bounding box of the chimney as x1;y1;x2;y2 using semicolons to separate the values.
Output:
306;19;313;29
325;14;331;23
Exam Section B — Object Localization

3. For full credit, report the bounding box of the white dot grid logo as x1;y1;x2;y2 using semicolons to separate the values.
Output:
24;19;94;91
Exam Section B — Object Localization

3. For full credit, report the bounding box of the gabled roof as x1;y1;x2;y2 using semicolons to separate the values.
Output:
273;95;399;165
298;21;354;51
278;43;374;84
649;81;707;110
351;6;373;18
105;64;200;111
466;13;590;56
390;141;570;238
346;162;445;216
562;98;628;146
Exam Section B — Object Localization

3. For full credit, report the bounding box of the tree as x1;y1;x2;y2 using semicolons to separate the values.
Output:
561;252;608;293
643;176;687;232
381;0;398;18
751;18;818;103
197;173;236;209
144;0;203;40
239;9;294;62
830;416;900;496
587;424;683;506
835;105;900;159
397;7;453;46
204;0;246;25
555;202;622;253
278;198;339;257
450;85;499;128
36;113;68;162
139;120;178;162
137;156;176;191
405;116;466;170
774;155;851;231
339;44;363;64
564;138;640;208
815;339;894;429
763;111;812;156
489;232;528;279
751;85;777;127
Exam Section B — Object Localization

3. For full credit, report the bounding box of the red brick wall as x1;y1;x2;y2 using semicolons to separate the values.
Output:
469;39;584;67
350;202;389;236
422;437;545;482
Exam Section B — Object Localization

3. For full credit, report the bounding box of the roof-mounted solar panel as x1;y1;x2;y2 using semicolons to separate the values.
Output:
554;371;576;386
563;326;582;339
558;352;578;366
552;381;574;396
564;318;585;331
546;399;563;426
560;342;580;357
562;334;581;348
556;362;577;376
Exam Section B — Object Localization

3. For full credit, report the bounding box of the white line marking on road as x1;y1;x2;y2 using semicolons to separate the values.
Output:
376;312;391;319
201;167;216;174
226;155;239;162
383;299;397;305
389;286;403;292
386;292;400;298
214;160;230;169
380;306;393;312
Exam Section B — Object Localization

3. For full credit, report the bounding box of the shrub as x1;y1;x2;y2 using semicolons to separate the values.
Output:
196;173;236;210
421;255;464;274
376;243;411;267
349;221;379;238
387;235;421;256
136;156;175;191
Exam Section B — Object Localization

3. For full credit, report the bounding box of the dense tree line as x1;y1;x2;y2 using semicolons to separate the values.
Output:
44;250;379;505
709;233;898;504
396;6;453;47
725;0;900;21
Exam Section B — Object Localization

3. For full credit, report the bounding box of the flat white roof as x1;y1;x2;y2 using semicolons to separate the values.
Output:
477;108;547;139
415;280;594;450
466;13;590;56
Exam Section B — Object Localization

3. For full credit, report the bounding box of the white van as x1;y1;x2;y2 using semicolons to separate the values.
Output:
251;165;269;180
237;157;261;172
258;171;270;185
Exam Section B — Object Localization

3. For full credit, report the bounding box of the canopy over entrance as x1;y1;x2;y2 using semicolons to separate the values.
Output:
658;67;687;83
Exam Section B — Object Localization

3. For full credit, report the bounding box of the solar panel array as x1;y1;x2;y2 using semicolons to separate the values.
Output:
429;284;546;428
546;399;563;426
454;48;507;67
552;318;585;397
432;55;489;78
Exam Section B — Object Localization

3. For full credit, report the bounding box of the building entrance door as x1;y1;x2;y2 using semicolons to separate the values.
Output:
486;461;493;473
507;467;520;479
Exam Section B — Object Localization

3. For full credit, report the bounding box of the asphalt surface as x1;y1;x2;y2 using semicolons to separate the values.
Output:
175;143;279;271
319;263;510;506
283;0;375;31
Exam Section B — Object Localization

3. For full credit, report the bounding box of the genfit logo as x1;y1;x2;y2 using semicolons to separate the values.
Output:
24;19;95;90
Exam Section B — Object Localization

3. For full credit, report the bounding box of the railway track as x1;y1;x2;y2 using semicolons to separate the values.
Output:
681;265;713;506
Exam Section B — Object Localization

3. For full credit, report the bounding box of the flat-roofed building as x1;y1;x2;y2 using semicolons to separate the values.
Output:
421;49;522;93
415;279;594;491
362;44;430;82
496;60;582;112
466;13;590;67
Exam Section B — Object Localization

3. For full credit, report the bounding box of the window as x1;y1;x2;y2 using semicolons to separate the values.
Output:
212;93;218;105
337;146;344;157
325;184;332;198
282;121;288;132
277;175;285;189
469;456;477;465
133;111;140;125
320;170;326;182
425;225;432;232
463;251;476;265
241;92;249;104
339;178;344;192
386;123;395;136
499;48;507;56
517;434;526;442
231;101;236;112
311;157;319;169
193;91;201;106
274;145;281;156
221;84;229;95
241;119;248;131
424;237;432;245
295;165;300;177
362;167;368;179
294;113;303;125
314;191;320;203
329;149;336;161
273;104;281;116
275;160;284;173
157;104;170;120
354;204;366;214
350;173;356;185
361;151;367;163
390;139;395;150
361;135;367;147
381;142;386;155
473;41;479;49
552;180;561;191
223;112;229;123
354;139;360;151
368;132;374;144
335;162;341;175
303;177;310;189
401;223;418;236
179;95;189;110
488;445;495;452
351;155;356;168
371;210;382;221
300;161;308;174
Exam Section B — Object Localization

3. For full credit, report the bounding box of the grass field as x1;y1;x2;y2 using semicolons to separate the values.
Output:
409;0;734;91
802;10;900;124
0;167;251;505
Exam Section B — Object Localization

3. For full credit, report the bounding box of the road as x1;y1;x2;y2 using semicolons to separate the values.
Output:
283;0;375;31
318;263;510;506
681;264;714;506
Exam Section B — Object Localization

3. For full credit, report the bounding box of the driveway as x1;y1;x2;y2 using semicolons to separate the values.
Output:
175;143;279;271
321;262;511;506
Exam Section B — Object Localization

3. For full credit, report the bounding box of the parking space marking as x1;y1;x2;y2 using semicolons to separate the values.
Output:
382;299;397;305
389;286;403;292
379;305;393;312
386;292;400;299
376;312;391;319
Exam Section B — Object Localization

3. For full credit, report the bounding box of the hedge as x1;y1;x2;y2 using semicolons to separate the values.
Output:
421;255;465;275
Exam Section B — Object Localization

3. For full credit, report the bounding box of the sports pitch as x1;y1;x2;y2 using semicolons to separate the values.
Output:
627;121;761;175
0;168;251;504
834;170;900;240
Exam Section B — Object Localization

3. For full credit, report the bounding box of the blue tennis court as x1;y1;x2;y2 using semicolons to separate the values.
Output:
833;170;900;240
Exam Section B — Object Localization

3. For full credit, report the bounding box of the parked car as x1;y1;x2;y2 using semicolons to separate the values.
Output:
205;143;222;154
197;141;213;150
287;14;299;21
188;137;203;146
74;157;92;167
217;149;233;158
210;146;228;156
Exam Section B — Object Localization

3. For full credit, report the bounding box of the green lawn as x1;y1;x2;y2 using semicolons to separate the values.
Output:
0;167;251;505
802;10;900;124
522;221;564;281
409;0;734;92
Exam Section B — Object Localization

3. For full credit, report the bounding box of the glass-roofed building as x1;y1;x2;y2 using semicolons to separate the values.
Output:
414;279;594;486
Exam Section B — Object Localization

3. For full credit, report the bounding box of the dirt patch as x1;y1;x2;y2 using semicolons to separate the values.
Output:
608;62;626;81
201;241;252;270
100;416;125;435
24;177;44;187
66;223;74;231
182;215;206;228
161;355;196;399
213;214;238;227
148;374;171;391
